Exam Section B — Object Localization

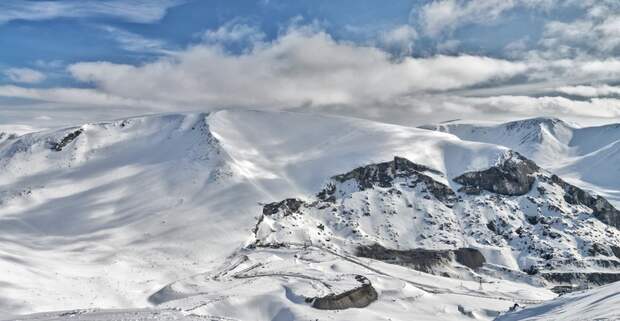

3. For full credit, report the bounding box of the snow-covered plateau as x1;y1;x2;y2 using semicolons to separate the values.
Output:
1;110;620;320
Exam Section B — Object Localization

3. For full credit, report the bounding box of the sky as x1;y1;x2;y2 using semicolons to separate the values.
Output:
1;0;620;130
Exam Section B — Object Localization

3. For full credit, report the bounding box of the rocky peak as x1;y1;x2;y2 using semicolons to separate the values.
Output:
320;156;456;205
49;128;83;152
547;174;620;229
454;151;540;196
253;155;620;288
331;156;441;189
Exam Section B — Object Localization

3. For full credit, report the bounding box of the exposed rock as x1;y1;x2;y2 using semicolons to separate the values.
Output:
254;155;620;286
311;275;378;310
332;156;440;188
454;248;486;270
611;246;620;259
548;174;620;229
454;151;539;196
262;198;305;216
356;244;485;272
454;152;620;229
50;129;83;152
325;156;456;205
541;272;620;287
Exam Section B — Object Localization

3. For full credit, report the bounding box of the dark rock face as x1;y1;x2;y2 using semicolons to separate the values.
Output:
611;246;620;259
454;152;539;196
548;174;620;229
254;198;306;235
324;156;456;205
541;272;620;286
357;244;452;273
454;248;486;270
356;244;485;272
50;129;83;152
454;152;620;229
311;275;378;310
262;198;305;217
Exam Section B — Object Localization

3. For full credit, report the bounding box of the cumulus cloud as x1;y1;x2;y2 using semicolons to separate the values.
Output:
1;22;620;127
4;68;46;84
0;0;183;24
532;1;620;59
63;26;525;109
539;18;620;58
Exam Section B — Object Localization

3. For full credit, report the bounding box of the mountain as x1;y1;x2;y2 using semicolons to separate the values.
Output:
1;110;620;320
0;110;507;317
253;152;620;284
421;117;620;205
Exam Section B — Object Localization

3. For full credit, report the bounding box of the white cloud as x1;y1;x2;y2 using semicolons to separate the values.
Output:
63;26;525;109
379;25;418;55
556;85;620;97
0;85;163;108
2;23;620;127
100;26;168;53
418;0;558;36
0;0;183;24
4;68;46;84
202;23;266;47
536;2;620;59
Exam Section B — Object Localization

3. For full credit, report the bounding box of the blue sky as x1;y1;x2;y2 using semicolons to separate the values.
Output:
1;0;620;128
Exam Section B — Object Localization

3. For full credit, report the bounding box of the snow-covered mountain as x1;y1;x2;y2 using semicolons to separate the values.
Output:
254;153;620;282
422;117;620;205
1;110;620;320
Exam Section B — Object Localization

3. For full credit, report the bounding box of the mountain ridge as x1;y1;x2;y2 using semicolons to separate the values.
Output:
1;110;619;321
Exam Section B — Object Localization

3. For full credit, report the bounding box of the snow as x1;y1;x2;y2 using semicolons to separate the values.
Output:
6;246;555;321
253;153;620;277
0;110;617;320
497;281;620;321
208;109;507;196
423;117;620;206
0;110;511;317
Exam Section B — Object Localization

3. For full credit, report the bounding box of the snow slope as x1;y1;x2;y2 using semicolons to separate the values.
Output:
0;113;255;315
422;118;620;205
496;280;620;321
0;110;509;317
6;246;555;321
1;110;618;320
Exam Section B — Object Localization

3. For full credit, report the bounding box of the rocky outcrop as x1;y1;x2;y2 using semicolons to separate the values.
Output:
254;155;620;287
356;244;485;272
453;152;539;196
310;275;378;310
262;198;305;217
454;248;486;270
323;156;456;205
454;152;620;229
541;272;620;287
548;174;620;229
50;129;83;152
